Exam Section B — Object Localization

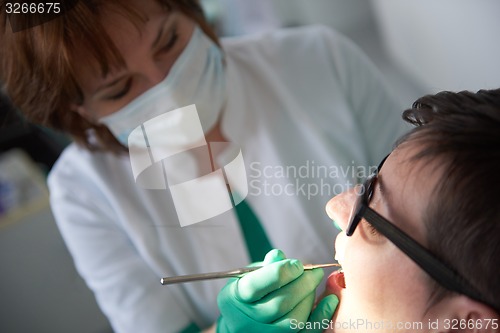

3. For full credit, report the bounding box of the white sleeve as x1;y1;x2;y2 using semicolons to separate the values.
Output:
322;26;410;164
48;170;196;333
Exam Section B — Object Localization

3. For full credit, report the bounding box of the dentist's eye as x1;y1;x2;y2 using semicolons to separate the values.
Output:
107;79;132;101
160;28;179;53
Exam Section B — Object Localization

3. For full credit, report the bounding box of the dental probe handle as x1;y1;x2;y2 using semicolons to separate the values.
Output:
160;263;340;285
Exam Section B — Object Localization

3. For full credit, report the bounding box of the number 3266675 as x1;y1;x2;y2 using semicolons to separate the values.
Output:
5;2;61;14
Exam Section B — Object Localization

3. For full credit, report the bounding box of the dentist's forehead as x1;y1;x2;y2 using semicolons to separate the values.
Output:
74;2;176;102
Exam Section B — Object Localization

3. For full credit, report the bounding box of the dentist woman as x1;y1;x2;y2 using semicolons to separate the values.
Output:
0;0;406;332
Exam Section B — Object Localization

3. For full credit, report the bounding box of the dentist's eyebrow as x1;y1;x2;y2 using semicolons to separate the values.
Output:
96;75;127;92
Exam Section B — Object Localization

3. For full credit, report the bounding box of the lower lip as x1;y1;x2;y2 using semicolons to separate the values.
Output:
326;270;345;296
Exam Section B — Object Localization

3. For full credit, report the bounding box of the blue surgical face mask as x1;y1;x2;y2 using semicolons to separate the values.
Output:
99;26;226;146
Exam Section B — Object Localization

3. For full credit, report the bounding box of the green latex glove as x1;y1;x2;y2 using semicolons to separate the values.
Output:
216;249;339;333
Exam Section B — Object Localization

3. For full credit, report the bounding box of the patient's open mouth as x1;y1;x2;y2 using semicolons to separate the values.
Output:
333;269;346;288
326;267;346;295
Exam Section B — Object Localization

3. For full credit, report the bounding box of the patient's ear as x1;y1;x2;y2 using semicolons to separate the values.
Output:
432;295;499;332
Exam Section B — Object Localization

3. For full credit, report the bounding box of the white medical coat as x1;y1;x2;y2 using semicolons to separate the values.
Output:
48;25;408;333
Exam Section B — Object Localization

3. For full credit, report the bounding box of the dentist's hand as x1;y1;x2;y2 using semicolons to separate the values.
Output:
216;249;339;333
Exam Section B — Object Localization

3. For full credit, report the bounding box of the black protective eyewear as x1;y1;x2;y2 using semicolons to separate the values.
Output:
346;154;497;311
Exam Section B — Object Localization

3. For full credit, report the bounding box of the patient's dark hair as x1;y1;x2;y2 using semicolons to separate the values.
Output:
399;88;500;311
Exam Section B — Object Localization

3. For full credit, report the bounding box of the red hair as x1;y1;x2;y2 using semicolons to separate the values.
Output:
0;0;216;153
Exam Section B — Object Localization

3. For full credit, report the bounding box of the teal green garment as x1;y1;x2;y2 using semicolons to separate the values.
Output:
234;199;273;262
179;322;200;333
179;201;271;333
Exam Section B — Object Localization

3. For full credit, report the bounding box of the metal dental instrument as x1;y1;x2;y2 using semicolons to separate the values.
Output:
160;263;340;285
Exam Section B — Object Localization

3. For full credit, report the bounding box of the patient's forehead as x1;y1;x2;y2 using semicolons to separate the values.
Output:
378;142;444;246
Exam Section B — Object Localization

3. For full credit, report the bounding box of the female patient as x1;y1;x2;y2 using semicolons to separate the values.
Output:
217;89;500;332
